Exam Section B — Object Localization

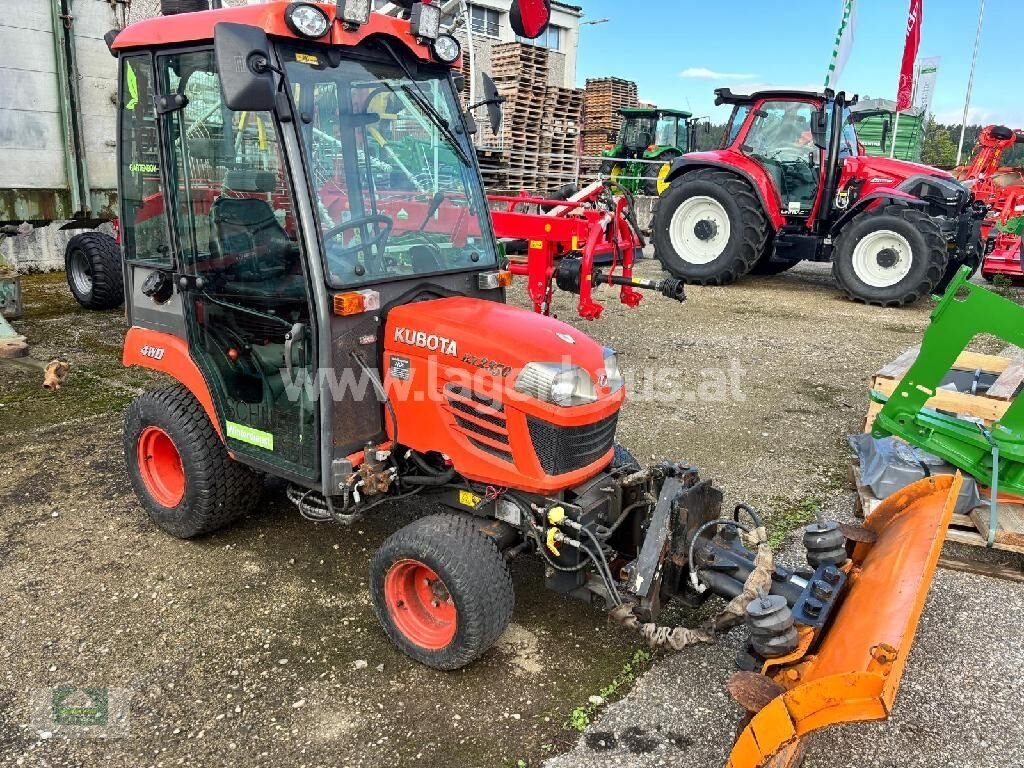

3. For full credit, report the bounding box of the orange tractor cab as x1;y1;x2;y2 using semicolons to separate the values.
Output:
652;88;989;307
111;3;958;764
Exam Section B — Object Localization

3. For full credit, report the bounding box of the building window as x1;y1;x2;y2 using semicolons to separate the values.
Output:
470;5;501;37
517;25;563;51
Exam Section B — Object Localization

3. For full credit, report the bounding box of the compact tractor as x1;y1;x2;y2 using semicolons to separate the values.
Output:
652;88;988;307
109;4;958;765
599;107;696;196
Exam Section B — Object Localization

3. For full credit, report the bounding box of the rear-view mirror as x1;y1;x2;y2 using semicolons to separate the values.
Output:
215;22;276;112
482;73;503;136
509;0;551;39
810;108;828;150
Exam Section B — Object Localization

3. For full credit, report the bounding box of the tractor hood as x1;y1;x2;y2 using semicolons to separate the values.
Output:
385;296;612;392
843;155;954;186
382;296;625;494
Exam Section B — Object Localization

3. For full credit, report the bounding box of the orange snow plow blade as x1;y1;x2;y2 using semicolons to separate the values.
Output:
727;473;962;768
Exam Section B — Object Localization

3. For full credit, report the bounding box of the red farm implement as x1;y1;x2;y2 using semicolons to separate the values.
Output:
489;181;685;319
954;125;1024;280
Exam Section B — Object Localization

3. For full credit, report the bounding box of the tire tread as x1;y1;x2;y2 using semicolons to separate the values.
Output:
124;385;259;538
371;513;514;670
653;168;769;285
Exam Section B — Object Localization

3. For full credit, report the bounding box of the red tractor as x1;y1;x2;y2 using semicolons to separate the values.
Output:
106;5;959;764
652;88;988;307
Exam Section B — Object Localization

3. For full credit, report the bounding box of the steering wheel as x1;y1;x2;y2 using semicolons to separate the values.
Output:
323;214;394;267
770;146;812;163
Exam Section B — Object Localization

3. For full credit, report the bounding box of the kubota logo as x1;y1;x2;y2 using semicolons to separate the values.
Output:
393;327;458;357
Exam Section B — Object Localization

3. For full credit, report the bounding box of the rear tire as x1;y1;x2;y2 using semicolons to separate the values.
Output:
124;386;261;539
652;168;769;285
65;232;124;310
643;152;680;197
831;205;948;307
371;513;514;670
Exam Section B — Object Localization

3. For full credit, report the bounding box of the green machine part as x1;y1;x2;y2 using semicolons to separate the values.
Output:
871;267;1024;499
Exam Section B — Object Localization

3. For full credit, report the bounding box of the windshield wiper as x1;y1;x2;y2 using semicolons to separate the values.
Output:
377;39;471;168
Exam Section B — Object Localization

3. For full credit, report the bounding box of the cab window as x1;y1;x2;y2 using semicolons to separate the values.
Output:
118;54;171;265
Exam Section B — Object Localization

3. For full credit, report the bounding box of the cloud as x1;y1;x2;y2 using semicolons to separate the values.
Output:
680;67;757;81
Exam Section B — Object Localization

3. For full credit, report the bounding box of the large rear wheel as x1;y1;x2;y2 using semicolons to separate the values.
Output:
643;152;681;197
371;513;514;670
65;232;124;310
124;386;261;538
652;168;769;285
832;205;948;307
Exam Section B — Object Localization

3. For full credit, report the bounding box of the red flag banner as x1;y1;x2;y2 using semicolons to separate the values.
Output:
897;0;923;111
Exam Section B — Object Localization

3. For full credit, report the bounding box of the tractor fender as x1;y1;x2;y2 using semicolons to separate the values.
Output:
829;189;927;238
665;156;785;230
122;327;224;440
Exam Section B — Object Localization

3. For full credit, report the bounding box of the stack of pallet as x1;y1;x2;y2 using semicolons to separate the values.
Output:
538;86;584;192
488;42;550;191
581;78;639;173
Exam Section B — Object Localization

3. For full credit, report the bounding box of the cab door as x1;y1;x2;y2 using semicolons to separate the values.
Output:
158;49;319;481
741;100;824;216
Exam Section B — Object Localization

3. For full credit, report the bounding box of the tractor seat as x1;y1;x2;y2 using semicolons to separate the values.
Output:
211;171;294;281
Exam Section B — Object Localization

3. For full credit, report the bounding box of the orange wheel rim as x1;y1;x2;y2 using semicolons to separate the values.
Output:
383;560;457;650
137;426;185;508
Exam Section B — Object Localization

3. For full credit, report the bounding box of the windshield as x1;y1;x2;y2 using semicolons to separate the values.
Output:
283;47;494;289
621;116;658;149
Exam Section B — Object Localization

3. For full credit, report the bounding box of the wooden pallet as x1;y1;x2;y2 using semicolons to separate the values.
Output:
864;346;1024;431
849;461;1024;581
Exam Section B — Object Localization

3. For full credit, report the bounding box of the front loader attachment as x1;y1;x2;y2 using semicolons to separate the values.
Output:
727;474;961;768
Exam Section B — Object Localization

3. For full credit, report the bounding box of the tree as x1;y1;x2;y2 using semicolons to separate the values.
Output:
920;117;957;168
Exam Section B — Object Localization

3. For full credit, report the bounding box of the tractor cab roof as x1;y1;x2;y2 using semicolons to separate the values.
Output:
714;87;859;107
111;1;440;65
618;107;693;119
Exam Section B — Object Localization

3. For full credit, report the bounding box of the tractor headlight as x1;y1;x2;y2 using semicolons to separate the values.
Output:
516;363;597;407
410;1;442;41
285;2;330;38
432;34;462;65
337;0;371;29
602;348;625;393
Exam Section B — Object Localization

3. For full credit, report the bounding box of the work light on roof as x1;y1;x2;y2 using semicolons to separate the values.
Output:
431;33;461;65
410;2;441;42
284;2;330;38
337;0;371;29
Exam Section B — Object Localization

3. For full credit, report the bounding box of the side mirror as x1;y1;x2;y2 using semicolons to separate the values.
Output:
509;0;551;39
880;119;891;153
482;73;503;136
810;108;828;150
214;22;276;112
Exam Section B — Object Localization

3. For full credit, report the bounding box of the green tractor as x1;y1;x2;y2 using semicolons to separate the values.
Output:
600;108;695;196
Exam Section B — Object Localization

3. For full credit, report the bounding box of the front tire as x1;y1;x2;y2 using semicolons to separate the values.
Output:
371;514;514;670
65;232;124;310
831;205;948;307
652;168;769;285
124;386;261;539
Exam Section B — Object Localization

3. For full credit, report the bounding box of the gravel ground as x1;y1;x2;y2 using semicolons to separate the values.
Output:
2;260;1022;768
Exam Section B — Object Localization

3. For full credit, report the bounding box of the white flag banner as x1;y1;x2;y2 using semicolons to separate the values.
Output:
825;0;858;88
914;56;941;115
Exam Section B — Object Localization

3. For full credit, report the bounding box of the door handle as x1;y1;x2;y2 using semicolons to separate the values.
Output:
284;322;307;381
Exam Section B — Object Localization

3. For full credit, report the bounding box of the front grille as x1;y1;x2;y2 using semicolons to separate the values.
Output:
446;384;512;463
527;412;619;476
